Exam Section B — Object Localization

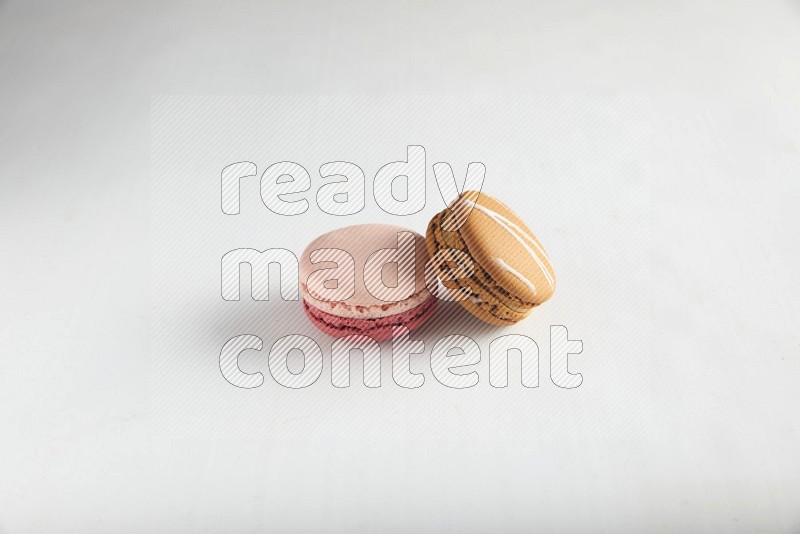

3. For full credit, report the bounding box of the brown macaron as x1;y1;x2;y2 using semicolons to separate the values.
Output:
425;190;556;326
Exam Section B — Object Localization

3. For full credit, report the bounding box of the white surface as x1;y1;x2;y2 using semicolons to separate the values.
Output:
1;1;799;532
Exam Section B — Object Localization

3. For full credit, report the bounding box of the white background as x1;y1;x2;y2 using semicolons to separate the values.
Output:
1;1;799;532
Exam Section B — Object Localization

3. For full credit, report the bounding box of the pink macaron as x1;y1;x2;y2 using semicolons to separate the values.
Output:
299;224;436;341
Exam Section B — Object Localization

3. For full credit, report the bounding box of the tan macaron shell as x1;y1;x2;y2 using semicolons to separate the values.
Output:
457;191;556;305
426;191;556;325
426;214;524;325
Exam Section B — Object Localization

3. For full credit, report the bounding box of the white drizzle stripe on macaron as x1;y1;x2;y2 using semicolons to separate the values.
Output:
494;257;538;295
456;199;556;289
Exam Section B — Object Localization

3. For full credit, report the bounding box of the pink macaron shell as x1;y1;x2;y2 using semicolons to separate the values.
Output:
299;224;431;318
303;297;436;341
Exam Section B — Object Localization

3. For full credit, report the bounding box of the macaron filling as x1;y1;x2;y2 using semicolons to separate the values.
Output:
300;285;432;319
303;296;436;340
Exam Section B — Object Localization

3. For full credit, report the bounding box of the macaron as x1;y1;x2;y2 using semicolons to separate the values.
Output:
425;190;556;326
300;224;436;340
